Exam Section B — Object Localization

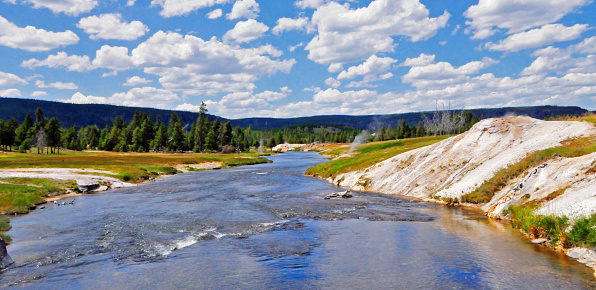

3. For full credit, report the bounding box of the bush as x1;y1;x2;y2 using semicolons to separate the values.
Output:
567;214;596;248
0;215;10;231
0;234;11;243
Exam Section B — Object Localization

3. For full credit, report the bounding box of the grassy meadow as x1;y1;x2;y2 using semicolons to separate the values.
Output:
0;150;271;231
305;136;450;179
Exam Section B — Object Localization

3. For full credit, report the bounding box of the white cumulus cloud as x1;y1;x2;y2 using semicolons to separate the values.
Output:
272;17;312;35
151;0;230;18
130;31;295;96
0;71;27;86
92;45;135;71
486;24;589;52
325;77;340;88
0;89;21;98
124;76;151;87
306;0;449;65
7;0;97;16
207;8;223;19
0;16;79;52
337;55;397;80
36;80;78;90
63;87;181;109
402;56;498;89
77;13;149;41
31;91;47;97
21;52;94;72
223;19;268;43
295;0;326;9
227;0;260;19
464;0;591;39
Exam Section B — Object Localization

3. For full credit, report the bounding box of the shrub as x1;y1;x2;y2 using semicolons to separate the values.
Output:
567;214;596;248
0;215;11;231
0;234;11;243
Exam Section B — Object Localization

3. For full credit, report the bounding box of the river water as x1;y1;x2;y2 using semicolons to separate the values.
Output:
2;152;596;288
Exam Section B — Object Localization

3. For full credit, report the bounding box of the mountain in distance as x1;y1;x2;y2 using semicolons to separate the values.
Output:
0;97;590;130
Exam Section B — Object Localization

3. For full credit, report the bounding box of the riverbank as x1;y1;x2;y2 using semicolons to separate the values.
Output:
0;150;271;241
307;115;596;277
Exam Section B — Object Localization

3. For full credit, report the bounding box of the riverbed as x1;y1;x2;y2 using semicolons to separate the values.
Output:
3;152;595;288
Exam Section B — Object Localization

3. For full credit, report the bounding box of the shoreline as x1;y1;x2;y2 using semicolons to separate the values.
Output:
327;179;596;279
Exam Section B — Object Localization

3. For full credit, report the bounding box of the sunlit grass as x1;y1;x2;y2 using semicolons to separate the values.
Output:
306;136;450;179
0;178;75;214
0;150;271;183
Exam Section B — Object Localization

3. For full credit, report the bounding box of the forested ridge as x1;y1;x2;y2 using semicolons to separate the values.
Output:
0;97;589;130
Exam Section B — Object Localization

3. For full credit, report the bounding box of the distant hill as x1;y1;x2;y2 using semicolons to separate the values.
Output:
0;97;589;130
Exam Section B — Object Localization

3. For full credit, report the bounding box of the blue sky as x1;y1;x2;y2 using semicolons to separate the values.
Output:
1;0;595;118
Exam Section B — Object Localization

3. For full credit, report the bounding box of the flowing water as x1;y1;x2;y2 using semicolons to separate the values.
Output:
2;152;596;289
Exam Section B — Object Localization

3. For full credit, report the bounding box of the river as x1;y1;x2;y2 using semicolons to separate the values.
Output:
3;152;596;288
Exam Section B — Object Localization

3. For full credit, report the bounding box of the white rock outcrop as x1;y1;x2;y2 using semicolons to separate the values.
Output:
332;117;596;217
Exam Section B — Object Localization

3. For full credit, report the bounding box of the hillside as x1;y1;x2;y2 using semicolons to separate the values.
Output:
329;117;596;217
0;97;589;130
317;116;596;275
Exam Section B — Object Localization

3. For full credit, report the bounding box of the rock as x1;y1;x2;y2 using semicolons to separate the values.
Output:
76;181;101;192
0;237;14;269
324;190;353;199
531;238;548;244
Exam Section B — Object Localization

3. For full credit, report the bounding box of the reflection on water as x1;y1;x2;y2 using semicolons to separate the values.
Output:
2;152;595;288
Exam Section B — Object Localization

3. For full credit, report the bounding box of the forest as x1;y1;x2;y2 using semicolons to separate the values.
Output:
0;103;481;154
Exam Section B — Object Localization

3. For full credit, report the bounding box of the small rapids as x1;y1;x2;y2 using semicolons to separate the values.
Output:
3;152;596;289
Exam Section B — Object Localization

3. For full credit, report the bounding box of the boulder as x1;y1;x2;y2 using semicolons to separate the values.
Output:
531;238;548;244
324;190;353;199
0;237;14;269
76;181;101;192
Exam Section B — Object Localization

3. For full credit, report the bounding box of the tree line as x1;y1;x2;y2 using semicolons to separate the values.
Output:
0;104;357;154
0;104;481;154
372;110;480;142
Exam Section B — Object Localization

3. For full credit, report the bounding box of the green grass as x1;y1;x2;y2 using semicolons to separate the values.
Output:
306;136;449;179
0;234;11;243
461;135;596;204
0;215;10;231
567;214;596;248
0;150;271;183
505;205;569;245
506;204;596;249
0;178;75;214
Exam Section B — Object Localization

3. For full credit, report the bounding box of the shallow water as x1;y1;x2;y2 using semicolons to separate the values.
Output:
3;152;595;288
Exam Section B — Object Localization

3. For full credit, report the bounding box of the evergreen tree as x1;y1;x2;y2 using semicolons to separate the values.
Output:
46;117;62;153
167;113;185;152
156;123;168;152
15;113;33;147
205;118;220;151
222;121;233;146
187;121;196;151
84;125;101;149
193;102;209;152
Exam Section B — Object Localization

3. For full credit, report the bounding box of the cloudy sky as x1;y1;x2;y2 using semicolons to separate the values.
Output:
1;0;595;118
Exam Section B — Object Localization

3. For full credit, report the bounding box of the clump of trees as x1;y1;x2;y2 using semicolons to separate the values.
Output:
371;111;480;142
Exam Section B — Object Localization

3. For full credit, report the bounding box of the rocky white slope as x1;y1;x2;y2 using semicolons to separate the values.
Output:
332;116;596;218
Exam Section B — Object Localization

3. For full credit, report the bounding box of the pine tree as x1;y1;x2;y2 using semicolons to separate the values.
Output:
45;117;62;153
194;103;209;152
205;118;220;151
222;121;233;146
167;113;185;152
151;123;168;152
